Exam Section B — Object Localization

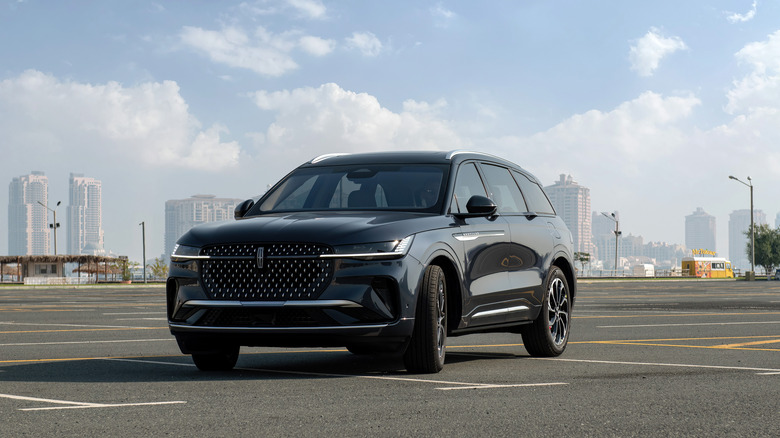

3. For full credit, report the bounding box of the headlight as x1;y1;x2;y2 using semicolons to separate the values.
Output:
329;235;414;260
171;244;203;261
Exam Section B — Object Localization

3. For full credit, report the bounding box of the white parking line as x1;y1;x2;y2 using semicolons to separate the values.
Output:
0;339;172;347
533;357;780;375
597;321;780;328
106;358;567;390
0;393;186;411
115;318;168;321
103;312;163;315
0;322;135;329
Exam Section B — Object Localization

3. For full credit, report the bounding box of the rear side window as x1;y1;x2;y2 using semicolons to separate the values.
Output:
512;170;555;215
451;163;487;214
480;164;528;214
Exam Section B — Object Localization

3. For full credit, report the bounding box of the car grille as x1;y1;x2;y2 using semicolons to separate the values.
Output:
200;243;334;301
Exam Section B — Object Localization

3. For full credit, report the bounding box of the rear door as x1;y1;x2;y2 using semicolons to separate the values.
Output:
479;163;553;320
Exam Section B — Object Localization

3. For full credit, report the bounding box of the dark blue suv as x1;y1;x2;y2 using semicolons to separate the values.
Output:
167;151;575;373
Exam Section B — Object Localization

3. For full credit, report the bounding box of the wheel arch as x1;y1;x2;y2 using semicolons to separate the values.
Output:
425;253;462;335
552;255;576;303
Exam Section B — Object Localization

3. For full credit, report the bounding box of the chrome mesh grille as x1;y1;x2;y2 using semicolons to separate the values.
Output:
200;243;334;301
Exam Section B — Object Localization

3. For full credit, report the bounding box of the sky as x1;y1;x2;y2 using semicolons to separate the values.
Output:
1;0;779;263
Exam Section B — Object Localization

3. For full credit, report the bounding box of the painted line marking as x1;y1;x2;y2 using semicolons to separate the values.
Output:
103;312;163;315
598;321;780;328
0;393;186;411
106;358;567;391
532;357;780;375
115;318;168;321
0;327;166;335
575;311;780;319
0;339;172;347
0;322;137;328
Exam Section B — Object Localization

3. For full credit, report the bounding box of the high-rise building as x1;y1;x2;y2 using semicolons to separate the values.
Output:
685;207;716;254
545;174;593;255
164;195;243;257
776;212;780;229
729;209;767;272
8;171;50;255
67;173;104;255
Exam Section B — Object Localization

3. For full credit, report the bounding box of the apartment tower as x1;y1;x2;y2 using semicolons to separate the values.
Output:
8;171;50;255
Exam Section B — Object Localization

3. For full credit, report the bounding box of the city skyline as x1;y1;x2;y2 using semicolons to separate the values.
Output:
2;1;779;260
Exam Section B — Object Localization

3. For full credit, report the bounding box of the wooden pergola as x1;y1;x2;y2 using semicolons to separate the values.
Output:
0;255;127;283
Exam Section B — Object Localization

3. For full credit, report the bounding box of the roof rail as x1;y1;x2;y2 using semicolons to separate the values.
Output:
446;150;505;161
309;153;351;164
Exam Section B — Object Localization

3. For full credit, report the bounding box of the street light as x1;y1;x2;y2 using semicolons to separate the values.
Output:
37;200;61;255
139;221;147;284
729;175;754;280
601;212;622;276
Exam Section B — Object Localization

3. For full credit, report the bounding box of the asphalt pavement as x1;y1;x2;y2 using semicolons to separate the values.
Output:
1;280;778;437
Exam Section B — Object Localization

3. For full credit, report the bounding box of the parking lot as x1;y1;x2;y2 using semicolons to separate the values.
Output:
1;280;778;437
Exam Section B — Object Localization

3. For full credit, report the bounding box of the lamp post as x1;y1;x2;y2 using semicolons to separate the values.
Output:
38;201;61;255
139;221;146;284
601;212;621;276
729;175;754;280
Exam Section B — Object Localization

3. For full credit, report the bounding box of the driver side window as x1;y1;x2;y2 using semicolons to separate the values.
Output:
451;163;487;214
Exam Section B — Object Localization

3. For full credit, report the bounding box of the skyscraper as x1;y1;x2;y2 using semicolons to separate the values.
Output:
67;173;104;255
729;209;767;272
544;174;593;255
685;207;716;254
164;195;243;257
8;171;50;255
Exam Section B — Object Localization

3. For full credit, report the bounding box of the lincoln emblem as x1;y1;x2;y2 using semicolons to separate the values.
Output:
256;247;264;269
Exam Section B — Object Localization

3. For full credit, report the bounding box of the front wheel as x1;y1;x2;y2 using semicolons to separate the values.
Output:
192;346;240;371
522;266;571;356
403;265;447;373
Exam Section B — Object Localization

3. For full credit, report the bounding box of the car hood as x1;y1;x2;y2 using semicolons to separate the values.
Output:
177;211;452;247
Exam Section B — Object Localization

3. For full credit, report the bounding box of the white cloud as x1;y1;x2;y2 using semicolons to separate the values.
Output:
298;35;335;56
726;30;780;114
286;0;327;19
629;27;688;77
180;25;299;76
431;3;456;27
727;1;758;23
180;25;336;76
345;32;383;57
249;83;465;167
0;70;240;171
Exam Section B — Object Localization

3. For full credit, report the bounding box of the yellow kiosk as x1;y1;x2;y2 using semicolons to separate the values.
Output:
681;249;734;278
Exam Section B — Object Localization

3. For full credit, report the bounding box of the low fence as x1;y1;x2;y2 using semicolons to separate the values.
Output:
23;277;96;285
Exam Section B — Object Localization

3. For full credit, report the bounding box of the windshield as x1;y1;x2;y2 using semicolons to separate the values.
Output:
249;164;449;214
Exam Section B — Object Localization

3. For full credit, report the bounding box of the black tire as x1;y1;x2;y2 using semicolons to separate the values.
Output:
521;266;571;357
403;265;447;373
192;346;240;371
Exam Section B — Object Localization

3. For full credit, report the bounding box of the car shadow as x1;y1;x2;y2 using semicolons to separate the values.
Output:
0;349;530;383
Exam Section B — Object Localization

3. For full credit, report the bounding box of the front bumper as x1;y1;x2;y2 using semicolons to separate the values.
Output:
166;255;422;352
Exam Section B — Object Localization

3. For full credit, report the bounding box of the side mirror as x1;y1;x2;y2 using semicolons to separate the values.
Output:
454;195;497;218
234;199;255;220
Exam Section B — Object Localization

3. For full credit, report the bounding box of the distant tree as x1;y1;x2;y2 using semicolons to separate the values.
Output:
574;252;590;275
745;224;780;275
149;257;168;280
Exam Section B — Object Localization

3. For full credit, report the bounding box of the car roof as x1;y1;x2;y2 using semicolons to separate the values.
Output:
304;150;532;177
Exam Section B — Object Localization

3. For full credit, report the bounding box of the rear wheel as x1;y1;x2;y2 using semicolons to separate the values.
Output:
403;265;447;373
522;266;570;356
192;346;240;371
